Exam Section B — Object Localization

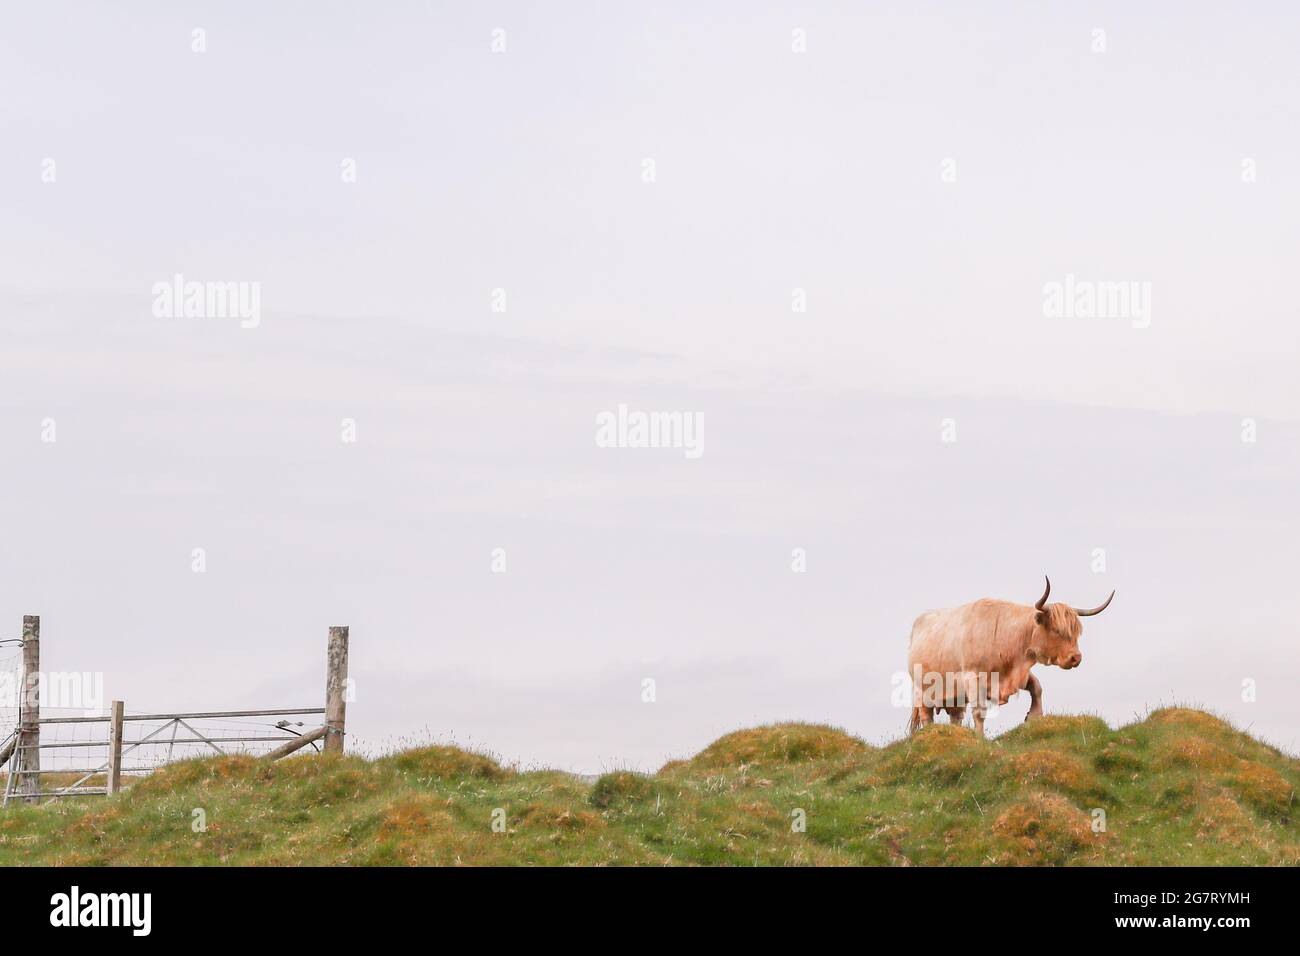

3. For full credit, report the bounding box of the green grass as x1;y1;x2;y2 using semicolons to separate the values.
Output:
1;708;1295;865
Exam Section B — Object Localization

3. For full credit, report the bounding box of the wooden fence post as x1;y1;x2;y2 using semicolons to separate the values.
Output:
106;700;125;794
18;615;40;803
324;626;349;753
262;726;327;761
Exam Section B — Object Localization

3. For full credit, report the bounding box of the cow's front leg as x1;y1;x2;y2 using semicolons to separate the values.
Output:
1023;672;1043;721
963;673;988;737
971;680;989;737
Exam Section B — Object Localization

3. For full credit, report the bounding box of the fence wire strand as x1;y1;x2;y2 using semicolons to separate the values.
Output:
0;648;23;748
18;708;322;791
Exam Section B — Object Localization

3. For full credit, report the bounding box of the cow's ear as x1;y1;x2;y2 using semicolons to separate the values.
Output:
1035;610;1047;626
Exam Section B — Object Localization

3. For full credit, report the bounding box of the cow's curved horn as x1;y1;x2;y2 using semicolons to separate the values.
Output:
1074;590;1115;617
1035;576;1051;611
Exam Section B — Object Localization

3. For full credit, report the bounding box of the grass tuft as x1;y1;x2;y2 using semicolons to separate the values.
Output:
374;745;508;781
589;771;655;809
992;792;1098;865
669;722;869;772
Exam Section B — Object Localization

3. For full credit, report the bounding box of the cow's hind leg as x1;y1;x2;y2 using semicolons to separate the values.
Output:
961;672;985;736
971;679;989;737
1024;672;1043;721
909;705;935;734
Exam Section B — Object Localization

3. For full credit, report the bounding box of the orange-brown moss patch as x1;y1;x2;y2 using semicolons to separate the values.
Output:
991;792;1098;864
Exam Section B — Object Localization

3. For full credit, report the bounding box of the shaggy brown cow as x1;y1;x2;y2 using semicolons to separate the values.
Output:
906;577;1113;736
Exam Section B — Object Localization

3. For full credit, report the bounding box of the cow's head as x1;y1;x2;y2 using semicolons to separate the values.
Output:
1028;576;1113;669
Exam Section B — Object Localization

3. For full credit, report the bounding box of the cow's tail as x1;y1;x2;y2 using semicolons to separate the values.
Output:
907;706;922;736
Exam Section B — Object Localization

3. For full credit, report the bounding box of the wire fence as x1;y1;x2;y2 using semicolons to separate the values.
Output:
37;708;326;773
0;643;24;747
3;707;328;804
1;616;349;805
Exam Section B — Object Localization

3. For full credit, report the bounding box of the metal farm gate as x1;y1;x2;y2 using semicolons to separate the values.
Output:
0;617;350;805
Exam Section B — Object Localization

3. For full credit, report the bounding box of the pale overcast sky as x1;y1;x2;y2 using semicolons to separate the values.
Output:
2;3;1297;770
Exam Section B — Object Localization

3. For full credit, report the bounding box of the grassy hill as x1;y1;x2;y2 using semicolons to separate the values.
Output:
0;707;1295;865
